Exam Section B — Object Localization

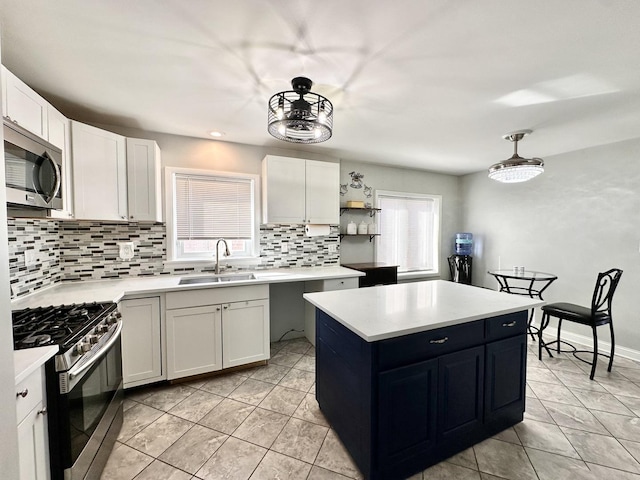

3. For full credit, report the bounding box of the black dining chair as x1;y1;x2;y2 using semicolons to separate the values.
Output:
538;268;623;380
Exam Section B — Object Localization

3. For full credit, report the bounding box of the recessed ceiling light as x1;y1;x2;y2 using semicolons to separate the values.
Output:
209;131;225;137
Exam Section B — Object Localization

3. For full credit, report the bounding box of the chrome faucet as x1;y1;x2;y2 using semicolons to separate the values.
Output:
215;239;230;274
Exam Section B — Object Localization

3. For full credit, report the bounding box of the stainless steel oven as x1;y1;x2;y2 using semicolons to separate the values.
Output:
13;302;123;480
47;325;123;480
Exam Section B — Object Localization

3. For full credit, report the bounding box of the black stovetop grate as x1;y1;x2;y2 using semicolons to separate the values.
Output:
12;302;117;350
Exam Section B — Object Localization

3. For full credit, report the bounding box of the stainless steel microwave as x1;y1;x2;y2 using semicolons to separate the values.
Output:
4;119;63;209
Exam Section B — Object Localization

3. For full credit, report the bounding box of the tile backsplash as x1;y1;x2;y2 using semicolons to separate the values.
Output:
8;218;63;298
8;218;340;299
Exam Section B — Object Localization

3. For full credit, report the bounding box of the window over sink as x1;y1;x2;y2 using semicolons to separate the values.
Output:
165;167;260;262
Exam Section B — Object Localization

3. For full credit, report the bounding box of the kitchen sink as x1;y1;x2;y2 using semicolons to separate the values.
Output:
216;273;256;282
179;273;256;285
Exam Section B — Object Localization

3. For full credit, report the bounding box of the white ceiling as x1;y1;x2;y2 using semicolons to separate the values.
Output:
2;0;640;175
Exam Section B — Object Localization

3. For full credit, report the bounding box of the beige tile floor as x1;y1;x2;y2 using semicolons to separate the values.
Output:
101;335;640;480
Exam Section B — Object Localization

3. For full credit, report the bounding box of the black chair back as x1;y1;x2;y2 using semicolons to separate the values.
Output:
591;268;623;317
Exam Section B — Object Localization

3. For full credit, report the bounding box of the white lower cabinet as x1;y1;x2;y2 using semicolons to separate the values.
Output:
120;297;164;388
165;285;269;380
16;367;49;480
166;305;223;379
222;299;269;368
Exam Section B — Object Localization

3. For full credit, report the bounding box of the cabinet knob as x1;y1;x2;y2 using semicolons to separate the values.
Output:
223;305;229;310
216;307;221;311
16;389;28;398
37;408;47;416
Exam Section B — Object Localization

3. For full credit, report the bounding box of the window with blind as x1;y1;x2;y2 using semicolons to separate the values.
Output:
168;169;258;261
375;191;441;273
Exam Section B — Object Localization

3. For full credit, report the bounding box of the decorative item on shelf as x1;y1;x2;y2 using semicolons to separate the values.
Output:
267;77;333;144
358;221;368;235
488;129;544;183
349;171;364;189
368;222;376;234
363;185;372;198
346;200;365;208
340;184;348;196
347;221;357;235
364;202;372;208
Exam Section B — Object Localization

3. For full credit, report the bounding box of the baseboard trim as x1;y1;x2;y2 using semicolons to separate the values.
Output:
545;330;640;364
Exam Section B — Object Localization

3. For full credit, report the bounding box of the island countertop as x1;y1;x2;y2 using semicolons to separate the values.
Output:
303;279;543;342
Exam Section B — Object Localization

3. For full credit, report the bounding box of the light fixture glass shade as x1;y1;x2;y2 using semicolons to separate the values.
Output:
488;130;544;183
268;77;333;144
488;157;544;183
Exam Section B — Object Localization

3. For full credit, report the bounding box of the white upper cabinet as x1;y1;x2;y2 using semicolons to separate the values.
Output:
262;155;339;224
305;159;340;225
47;105;74;219
1;65;48;140
126;138;162;222
71;121;128;221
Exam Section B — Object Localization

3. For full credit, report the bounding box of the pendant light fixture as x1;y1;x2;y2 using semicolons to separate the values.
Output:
268;77;333;144
488;130;544;183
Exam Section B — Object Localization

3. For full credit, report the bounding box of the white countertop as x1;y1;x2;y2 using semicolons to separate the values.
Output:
14;346;58;384
303;280;544;342
11;266;364;310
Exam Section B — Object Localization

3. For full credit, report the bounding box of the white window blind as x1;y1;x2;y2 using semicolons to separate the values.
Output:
376;192;440;272
175;174;253;240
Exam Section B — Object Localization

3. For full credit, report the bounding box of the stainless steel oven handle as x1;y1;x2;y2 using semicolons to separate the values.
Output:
68;321;123;380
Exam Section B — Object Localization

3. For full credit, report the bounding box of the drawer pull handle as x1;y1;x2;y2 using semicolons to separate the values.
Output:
429;337;448;344
16;389;28;398
503;321;517;327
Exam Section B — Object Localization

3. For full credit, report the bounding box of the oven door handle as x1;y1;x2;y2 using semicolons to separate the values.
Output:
68;321;123;380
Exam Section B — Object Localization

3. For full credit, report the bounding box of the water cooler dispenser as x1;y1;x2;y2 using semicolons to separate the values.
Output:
448;233;473;285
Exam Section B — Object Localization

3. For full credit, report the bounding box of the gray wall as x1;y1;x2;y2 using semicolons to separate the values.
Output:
0;33;21;478
339;160;462;278
461;138;640;356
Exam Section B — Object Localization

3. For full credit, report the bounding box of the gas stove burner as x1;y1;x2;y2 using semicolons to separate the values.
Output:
20;334;52;347
12;301;118;351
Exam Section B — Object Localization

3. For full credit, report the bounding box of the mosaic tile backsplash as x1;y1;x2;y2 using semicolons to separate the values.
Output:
8;218;340;299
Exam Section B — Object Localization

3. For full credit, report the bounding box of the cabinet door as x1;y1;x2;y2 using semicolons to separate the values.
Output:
47;106;74;219
2;66;48;139
166;305;222;379
222;299;269;368
120;297;163;387
437;346;484;442
71;121;127;221
485;335;527;421
126;138;162;222
17;402;49;480
305;160;339;224
262;155;306;223
378;359;437;470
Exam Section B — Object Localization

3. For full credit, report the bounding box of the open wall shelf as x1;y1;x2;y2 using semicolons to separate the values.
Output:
340;207;381;217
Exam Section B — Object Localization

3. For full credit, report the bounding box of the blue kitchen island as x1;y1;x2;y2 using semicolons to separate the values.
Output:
304;280;543;480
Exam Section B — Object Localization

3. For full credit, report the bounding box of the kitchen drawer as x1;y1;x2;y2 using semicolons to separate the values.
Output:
166;284;268;310
377;320;485;371
323;277;359;291
485;311;527;343
15;367;43;424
